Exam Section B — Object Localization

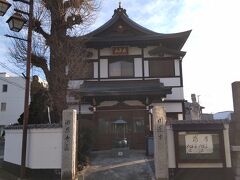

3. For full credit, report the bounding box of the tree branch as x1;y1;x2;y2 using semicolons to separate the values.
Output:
33;19;50;40
66;14;82;28
31;54;49;76
64;0;84;9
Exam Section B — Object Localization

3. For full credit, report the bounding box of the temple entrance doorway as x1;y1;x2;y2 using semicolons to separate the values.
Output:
93;107;149;150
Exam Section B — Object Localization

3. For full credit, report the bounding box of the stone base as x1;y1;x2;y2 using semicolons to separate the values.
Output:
173;168;233;180
111;147;129;157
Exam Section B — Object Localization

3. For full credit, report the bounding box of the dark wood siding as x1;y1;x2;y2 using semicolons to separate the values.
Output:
149;60;175;77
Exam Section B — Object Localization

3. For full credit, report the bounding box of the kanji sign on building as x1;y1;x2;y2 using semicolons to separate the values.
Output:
112;46;128;55
185;134;213;154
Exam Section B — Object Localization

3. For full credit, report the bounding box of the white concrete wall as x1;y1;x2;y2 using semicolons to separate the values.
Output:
134;58;142;77
4;128;62;169
0;75;25;125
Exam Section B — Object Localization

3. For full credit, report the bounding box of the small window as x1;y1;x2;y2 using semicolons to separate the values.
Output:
2;84;7;92
109;59;134;77
1;103;6;112
149;60;174;77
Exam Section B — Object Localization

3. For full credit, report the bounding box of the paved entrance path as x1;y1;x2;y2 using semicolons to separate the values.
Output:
80;150;155;180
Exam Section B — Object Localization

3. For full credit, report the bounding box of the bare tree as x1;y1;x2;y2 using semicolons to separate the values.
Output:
9;0;100;123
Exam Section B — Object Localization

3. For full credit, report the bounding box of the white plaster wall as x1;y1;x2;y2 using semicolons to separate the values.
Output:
174;59;180;76
99;101;118;107
144;60;149;77
68;105;79;113
134;58;142;77
68;80;84;89
124;100;144;106
129;47;141;55
66;95;75;103
143;46;158;58
100;59;108;78
80;104;92;114
153;103;183;113
0;76;25;125
4;128;62;169
166;87;184;100
160;77;181;87
94;62;98;78
100;78;142;81
87;48;98;59
178;113;184;120
100;48;111;56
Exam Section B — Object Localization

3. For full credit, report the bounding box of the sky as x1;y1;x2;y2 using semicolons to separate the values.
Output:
0;0;240;113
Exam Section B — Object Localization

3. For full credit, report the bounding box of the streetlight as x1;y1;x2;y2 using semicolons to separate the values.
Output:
0;0;11;16
6;12;26;32
0;0;33;178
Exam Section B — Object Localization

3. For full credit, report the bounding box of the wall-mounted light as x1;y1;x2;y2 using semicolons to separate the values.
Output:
6;12;27;32
0;0;11;16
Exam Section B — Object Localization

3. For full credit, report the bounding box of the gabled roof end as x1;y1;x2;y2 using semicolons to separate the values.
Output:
113;5;128;17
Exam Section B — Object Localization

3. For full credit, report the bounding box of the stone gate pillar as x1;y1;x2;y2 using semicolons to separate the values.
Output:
61;109;77;180
231;82;240;180
152;106;169;180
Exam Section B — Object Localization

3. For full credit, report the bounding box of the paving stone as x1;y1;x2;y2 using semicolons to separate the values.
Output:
82;150;155;180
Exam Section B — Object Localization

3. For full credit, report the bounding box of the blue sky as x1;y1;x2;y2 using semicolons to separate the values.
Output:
1;0;240;113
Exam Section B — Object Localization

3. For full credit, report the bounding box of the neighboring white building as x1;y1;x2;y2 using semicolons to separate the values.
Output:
0;73;25;133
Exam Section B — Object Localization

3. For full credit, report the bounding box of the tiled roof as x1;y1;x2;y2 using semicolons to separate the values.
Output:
4;123;61;130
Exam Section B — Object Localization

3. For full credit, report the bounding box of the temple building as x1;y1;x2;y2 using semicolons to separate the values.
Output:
67;5;190;150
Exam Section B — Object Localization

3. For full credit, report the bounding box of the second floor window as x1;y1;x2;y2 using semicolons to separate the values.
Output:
109;59;134;77
149;59;175;77
2;84;7;92
1;102;6;112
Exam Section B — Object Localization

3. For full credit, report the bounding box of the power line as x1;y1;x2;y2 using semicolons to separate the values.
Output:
0;76;25;90
0;61;22;77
